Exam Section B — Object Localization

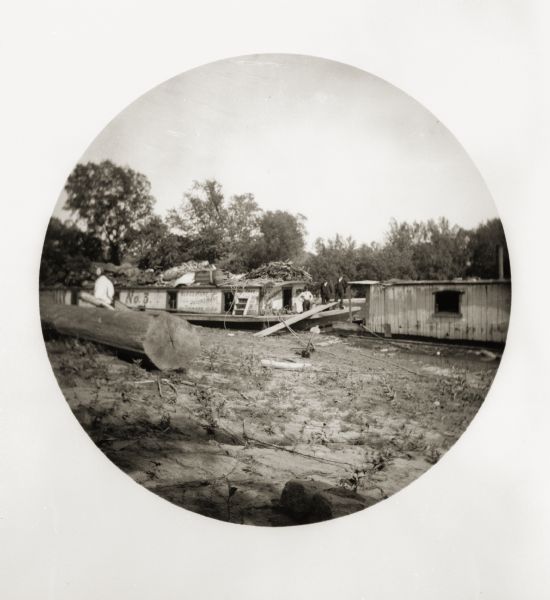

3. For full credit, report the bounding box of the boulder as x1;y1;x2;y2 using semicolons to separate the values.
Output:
280;479;379;524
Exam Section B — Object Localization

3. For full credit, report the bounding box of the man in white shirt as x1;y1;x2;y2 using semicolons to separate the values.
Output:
93;267;115;306
298;287;314;312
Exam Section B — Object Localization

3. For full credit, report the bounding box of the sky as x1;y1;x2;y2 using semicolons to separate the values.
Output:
54;53;498;249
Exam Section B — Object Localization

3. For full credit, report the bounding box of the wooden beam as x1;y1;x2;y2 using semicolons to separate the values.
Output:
253;302;338;337
40;303;200;371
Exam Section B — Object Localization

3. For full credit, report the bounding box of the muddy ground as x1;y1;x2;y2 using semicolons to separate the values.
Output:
45;326;499;526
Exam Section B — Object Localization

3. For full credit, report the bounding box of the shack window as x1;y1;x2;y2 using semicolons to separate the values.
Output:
167;291;178;310
434;290;461;315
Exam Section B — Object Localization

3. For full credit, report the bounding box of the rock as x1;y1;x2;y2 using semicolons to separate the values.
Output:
280;479;379;524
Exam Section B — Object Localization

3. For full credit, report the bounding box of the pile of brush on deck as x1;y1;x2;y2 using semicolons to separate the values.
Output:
245;261;312;282
42;260;312;290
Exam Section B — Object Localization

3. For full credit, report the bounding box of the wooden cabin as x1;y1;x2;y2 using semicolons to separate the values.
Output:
350;279;511;344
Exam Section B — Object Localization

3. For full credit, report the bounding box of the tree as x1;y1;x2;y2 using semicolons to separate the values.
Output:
167;179;228;262
126;215;193;270
467;218;510;278
126;215;169;261
64;160;156;264
410;218;470;280
248;210;306;267
167;180;265;269
40;217;103;285
219;193;263;272
138;233;193;270
306;235;359;283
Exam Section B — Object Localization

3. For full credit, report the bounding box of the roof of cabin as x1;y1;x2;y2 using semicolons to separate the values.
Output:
350;279;511;286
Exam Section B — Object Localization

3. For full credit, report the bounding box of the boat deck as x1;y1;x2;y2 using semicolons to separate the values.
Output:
141;306;361;328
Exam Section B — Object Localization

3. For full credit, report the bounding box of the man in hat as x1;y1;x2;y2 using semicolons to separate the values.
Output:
320;279;333;304
335;275;348;309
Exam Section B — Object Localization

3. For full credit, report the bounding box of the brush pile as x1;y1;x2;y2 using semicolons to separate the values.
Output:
245;261;312;282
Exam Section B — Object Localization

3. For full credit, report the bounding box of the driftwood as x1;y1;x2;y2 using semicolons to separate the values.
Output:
40;303;200;371
254;302;338;338
260;359;312;371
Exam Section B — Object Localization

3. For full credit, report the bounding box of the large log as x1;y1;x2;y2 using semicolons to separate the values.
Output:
40;303;200;371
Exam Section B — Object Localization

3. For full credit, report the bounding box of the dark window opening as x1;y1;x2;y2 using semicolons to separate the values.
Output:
434;290;461;315
282;287;293;311
223;291;235;312
70;289;79;305
167;291;178;310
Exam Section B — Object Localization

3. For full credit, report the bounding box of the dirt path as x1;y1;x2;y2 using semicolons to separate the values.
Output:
46;327;497;526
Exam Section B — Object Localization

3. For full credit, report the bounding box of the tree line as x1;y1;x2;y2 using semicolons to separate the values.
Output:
40;160;510;286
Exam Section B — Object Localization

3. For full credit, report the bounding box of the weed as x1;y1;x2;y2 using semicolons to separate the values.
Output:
242;353;268;390
193;388;219;434
263;424;276;436
203;347;221;372
309;423;329;446
158;414;171;431
425;445;442;464
389;426;427;453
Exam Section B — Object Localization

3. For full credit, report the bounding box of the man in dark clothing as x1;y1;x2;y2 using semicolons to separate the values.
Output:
320;280;333;304
335;275;348;309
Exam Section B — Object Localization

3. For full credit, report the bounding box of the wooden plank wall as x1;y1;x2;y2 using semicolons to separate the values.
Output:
118;289;168;310
364;282;511;343
39;289;73;305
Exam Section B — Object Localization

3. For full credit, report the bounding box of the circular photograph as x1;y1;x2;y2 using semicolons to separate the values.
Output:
39;54;511;526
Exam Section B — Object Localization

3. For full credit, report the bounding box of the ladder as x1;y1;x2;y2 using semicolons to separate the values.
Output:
233;296;250;316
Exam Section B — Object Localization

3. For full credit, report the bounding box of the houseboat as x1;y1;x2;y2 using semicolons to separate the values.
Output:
40;275;359;328
350;278;511;344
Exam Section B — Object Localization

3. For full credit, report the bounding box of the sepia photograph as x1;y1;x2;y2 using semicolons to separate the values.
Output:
39;53;511;526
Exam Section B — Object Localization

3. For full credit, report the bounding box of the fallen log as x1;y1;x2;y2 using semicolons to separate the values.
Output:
260;359;312;371
254;302;338;338
40;303;200;371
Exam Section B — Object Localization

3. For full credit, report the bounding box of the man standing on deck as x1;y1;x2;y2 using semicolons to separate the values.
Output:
93;267;115;307
320;279;332;304
335;275;348;309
